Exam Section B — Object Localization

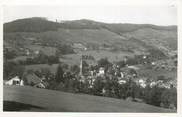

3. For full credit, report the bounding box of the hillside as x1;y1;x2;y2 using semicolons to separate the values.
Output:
3;17;60;32
3;85;175;112
3;17;177;60
122;28;177;50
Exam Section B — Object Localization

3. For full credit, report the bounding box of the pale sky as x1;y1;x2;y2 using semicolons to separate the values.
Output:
3;5;177;26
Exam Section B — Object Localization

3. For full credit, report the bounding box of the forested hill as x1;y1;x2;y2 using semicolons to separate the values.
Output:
3;17;177;56
4;17;177;33
4;17;60;32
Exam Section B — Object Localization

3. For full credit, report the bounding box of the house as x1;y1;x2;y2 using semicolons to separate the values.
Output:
137;79;147;88
79;76;86;83
25;49;30;56
24;73;42;86
23;73;46;88
34;82;46;88
150;81;157;88
97;67;105;76
34;50;40;55
127;65;140;70
143;55;147;59
151;62;156;65
118;79;127;84
25;37;36;41
72;43;87;50
5;76;24;86
87;76;96;88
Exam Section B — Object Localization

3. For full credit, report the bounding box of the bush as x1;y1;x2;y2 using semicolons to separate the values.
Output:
161;88;177;109
56;44;75;55
148;48;167;60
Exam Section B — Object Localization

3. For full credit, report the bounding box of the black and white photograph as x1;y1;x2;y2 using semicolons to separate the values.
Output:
2;0;179;114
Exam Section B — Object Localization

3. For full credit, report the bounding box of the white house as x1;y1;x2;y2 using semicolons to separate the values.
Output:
127;65;139;70
143;55;147;59
138;79;146;88
150;81;157;88
34;50;40;55
151;62;156;65
26;49;30;56
98;67;105;76
5;76;24;86
118;80;127;84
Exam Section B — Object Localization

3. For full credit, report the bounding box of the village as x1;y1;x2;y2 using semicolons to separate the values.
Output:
3;46;177;110
3;13;178;112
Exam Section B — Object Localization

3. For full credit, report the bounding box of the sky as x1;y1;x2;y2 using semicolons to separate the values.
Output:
3;5;177;26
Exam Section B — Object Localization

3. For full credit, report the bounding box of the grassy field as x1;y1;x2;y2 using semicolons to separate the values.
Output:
3;85;175;112
136;65;177;80
12;56;28;61
25;64;59;74
61;50;135;66
26;45;57;56
122;28;177;50
16;50;134;74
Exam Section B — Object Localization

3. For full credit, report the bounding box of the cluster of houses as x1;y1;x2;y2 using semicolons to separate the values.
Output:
25;49;40;56
4;53;177;93
75;62;176;91
4;73;48;89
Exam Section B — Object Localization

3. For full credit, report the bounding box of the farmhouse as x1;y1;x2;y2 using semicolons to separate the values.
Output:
72;43;87;51
34;50;40;55
97;67;105;76
137;79;147;88
25;49;30;56
118;79;127;84
23;73;46;88
5;76;24;86
34;82;46;88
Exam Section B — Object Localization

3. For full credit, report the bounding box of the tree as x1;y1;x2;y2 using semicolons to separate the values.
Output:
157;75;165;81
55;64;64;83
62;63;69;70
97;58;111;72
127;58;138;65
148;48;166;60
144;86;164;106
129;69;137;77
47;55;59;65
15;65;25;79
82;60;89;75
161;88;177;108
57;44;75;55
3;61;25;80
92;77;105;96
117;60;126;68
82;60;89;68
41;68;52;79
70;65;80;74
4;49;17;60
174;60;177;66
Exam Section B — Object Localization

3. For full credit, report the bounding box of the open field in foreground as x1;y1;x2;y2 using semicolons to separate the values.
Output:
3;85;175;112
